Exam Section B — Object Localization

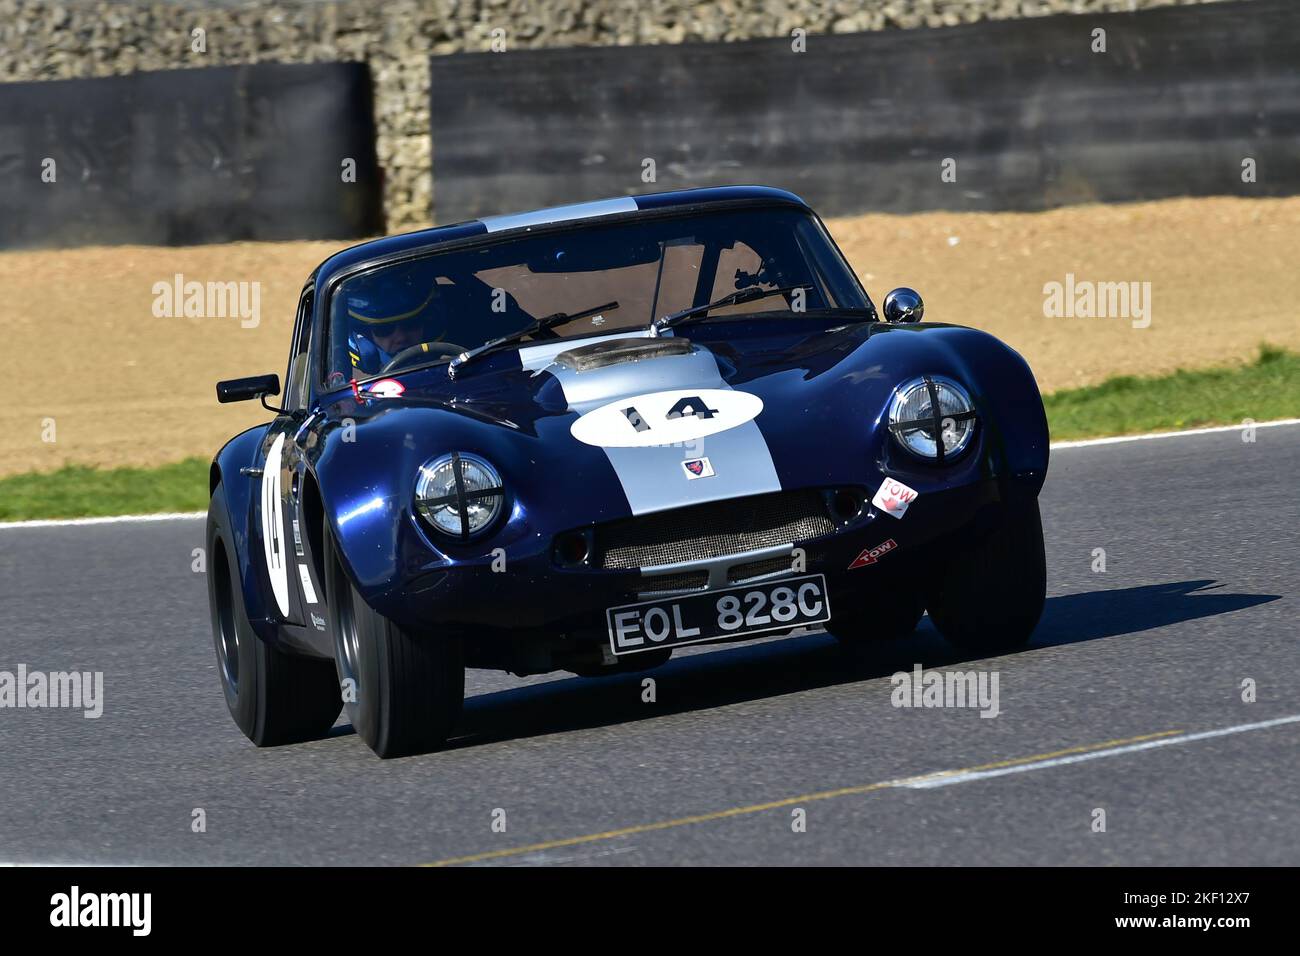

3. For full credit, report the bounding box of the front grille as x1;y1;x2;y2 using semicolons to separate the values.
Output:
728;555;795;583
594;490;837;570
727;546;828;584
635;570;709;598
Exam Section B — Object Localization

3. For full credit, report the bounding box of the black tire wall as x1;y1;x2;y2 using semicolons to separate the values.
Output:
0;62;384;249
429;0;1300;222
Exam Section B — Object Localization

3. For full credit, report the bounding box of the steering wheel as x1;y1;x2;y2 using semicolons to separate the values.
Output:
379;341;466;374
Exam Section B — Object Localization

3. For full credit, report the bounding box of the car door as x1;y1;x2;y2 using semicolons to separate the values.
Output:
256;286;330;652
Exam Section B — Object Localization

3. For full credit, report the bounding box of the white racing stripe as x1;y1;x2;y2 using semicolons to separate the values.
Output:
516;329;655;372
546;342;783;515
480;197;639;233
1;418;1296;531
897;714;1300;790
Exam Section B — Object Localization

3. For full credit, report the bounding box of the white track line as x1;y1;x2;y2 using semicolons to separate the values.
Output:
0;861;118;867
0;511;205;530
898;714;1300;790
1050;417;1300;449
1;418;1296;531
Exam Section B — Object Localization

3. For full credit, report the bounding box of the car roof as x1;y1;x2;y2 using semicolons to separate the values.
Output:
311;185;811;289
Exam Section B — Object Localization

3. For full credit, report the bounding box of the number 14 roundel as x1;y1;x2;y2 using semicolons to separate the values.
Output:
570;388;763;448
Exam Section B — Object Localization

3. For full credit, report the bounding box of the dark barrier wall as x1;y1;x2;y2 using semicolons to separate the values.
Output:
0;62;383;248
430;0;1300;221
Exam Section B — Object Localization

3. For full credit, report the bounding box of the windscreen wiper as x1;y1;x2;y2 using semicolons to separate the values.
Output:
651;284;812;335
448;300;619;378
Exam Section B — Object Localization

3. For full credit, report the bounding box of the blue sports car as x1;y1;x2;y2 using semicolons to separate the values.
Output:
207;186;1049;758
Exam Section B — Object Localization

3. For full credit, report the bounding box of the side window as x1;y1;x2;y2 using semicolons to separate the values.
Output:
284;290;314;411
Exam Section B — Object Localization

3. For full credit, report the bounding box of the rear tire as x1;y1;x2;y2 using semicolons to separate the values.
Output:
207;481;342;747
324;527;464;758
925;498;1046;654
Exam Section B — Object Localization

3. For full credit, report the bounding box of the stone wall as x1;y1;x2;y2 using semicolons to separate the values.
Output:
0;0;1239;230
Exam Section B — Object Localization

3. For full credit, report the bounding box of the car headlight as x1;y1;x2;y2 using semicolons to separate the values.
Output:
887;376;976;461
415;452;504;539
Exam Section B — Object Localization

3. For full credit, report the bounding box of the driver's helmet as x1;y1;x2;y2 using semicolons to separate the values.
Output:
344;262;440;376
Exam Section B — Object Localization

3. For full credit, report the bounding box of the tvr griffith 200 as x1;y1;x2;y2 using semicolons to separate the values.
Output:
206;186;1049;758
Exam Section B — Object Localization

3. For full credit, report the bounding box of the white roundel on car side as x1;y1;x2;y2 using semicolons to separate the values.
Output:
260;433;291;616
570;388;764;448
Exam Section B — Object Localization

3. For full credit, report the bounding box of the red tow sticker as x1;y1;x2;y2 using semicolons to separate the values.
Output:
848;539;898;569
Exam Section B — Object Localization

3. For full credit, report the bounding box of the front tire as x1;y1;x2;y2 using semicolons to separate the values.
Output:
207;482;342;746
925;498;1047;654
324;527;464;758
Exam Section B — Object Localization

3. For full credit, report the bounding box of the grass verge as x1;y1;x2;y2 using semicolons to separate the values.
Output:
0;346;1295;521
1043;344;1297;440
0;457;209;521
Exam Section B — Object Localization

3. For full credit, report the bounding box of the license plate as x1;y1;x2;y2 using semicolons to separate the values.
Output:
606;573;831;656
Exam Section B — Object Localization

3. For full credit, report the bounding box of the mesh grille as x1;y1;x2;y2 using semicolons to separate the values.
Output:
595;490;836;570
728;555;797;583
728;546;828;584
635;570;709;597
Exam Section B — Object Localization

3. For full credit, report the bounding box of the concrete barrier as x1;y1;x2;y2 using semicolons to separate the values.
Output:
0;61;383;248
429;0;1298;220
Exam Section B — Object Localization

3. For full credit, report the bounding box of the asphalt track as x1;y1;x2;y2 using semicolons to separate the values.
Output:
0;424;1296;865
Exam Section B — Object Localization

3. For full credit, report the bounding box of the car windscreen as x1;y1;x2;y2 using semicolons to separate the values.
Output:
324;205;868;384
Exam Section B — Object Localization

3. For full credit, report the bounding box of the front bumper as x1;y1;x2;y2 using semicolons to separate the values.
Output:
373;472;1039;669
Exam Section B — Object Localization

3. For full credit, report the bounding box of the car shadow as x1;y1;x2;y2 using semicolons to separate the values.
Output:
1031;579;1277;646
349;579;1279;752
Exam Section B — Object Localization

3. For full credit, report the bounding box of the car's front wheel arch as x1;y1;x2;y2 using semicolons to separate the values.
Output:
322;519;464;758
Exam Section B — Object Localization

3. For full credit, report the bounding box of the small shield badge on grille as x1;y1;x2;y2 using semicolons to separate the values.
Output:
682;457;715;479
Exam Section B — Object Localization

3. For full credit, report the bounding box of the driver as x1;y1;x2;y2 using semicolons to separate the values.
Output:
344;263;442;376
